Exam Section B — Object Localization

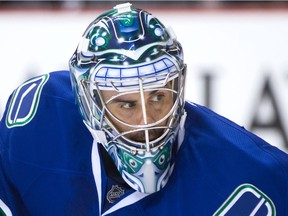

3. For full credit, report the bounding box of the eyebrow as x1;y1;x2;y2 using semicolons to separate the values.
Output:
110;98;136;104
109;90;159;104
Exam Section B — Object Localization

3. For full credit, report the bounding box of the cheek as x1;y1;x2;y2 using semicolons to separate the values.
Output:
153;98;173;118
106;111;133;132
107;104;136;121
114;121;133;133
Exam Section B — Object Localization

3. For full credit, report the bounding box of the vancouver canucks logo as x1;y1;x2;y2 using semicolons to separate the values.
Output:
214;184;276;216
106;185;125;203
6;74;49;128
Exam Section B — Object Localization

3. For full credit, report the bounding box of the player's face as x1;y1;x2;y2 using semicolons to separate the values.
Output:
102;84;174;142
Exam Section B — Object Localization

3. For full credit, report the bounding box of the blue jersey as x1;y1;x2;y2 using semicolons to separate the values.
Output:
0;71;287;215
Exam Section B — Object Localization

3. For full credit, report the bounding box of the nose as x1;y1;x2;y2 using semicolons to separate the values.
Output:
137;107;157;126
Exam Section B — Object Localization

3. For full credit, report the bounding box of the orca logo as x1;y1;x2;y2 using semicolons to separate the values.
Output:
214;184;276;216
6;74;49;128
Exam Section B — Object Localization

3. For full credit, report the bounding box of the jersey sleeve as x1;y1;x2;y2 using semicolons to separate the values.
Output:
0;135;28;215
0;137;13;215
0;74;48;215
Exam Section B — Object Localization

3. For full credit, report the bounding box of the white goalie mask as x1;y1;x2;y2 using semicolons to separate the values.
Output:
69;3;186;193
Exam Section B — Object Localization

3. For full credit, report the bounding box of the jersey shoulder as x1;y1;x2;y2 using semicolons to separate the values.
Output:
2;70;74;129
0;70;91;169
184;101;280;147
182;101;288;214
183;101;288;175
0;70;95;215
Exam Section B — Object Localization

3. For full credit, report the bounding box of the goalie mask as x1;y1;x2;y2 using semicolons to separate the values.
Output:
69;3;186;194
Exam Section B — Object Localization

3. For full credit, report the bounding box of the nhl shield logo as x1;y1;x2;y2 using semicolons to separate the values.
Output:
107;185;125;203
213;184;276;216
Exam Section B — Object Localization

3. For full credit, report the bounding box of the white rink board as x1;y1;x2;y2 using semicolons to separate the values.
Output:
0;9;287;152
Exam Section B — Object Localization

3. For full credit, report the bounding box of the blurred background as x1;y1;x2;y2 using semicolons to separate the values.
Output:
0;0;288;152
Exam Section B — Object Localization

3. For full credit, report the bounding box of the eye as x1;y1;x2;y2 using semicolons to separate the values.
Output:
151;94;164;102
159;154;165;165
147;17;168;41
95;37;105;46
120;101;136;109
129;159;137;168
154;27;163;37
88;26;110;51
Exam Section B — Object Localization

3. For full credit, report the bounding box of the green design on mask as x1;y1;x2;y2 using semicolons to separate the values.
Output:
153;145;171;170
121;150;144;173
